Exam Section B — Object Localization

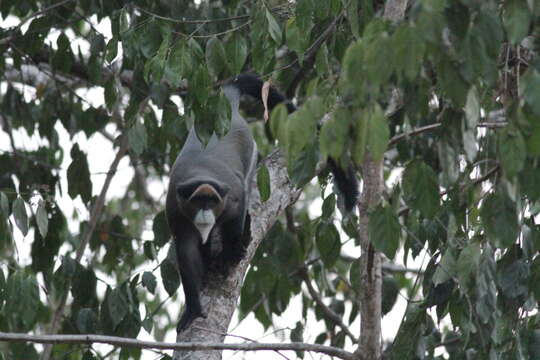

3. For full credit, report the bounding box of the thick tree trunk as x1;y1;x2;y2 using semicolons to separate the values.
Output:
173;152;299;360
355;2;409;359
356;156;384;360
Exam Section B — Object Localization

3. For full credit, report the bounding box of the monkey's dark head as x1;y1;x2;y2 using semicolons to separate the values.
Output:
175;179;230;244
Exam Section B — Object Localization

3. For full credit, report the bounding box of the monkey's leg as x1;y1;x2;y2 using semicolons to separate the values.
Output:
175;232;207;332
220;215;251;270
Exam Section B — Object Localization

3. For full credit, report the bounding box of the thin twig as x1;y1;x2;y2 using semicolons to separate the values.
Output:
40;136;129;360
0;332;356;360
299;268;358;343
388;121;508;147
0;0;76;45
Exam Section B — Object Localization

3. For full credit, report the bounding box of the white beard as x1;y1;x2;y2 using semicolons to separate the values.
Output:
193;210;215;244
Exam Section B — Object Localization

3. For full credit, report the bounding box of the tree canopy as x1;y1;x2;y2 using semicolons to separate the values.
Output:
1;0;540;359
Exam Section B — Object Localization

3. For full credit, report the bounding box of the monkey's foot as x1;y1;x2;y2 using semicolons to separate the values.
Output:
176;307;207;333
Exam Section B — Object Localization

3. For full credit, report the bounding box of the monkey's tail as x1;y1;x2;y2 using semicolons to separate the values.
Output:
327;158;360;212
231;73;360;211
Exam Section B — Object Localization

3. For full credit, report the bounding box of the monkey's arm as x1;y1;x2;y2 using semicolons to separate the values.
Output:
173;222;207;332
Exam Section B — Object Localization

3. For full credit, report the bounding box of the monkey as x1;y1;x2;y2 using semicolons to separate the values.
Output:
166;74;359;332
166;75;258;332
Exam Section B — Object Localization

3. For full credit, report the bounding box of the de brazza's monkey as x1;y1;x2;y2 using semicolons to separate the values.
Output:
166;74;258;332
166;73;358;332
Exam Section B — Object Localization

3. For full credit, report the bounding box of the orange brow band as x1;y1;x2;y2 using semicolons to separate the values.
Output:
190;184;222;201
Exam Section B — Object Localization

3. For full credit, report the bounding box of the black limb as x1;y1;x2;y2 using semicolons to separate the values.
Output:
175;230;207;332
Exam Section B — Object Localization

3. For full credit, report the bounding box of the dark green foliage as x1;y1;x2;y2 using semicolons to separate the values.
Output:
0;0;540;359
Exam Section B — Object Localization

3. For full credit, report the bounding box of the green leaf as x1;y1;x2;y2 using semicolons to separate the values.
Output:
142;272;157;295
128;121;147;155
481;191;518;248
289;142;318;187
12;197;28;236
105;38;118;63
139;20;162;58
456;241;481;288
160;256;180;296
382;275;399;315
35;201;48;239
5;272;40;330
71;266;97;305
257;163;271;202
108;287;128;329
353;114;369;165
499;128;526;178
67;144;93;203
316;222;341;267
286;99;319;164
205;37;227;77
393;24;425;80
402;160;440;218
152;211;170;248
319;107;350;161
104;78;117;112
390;304;426;360
346;0;359;38
369;205;400;259
143;241;156;261
433;250;457;286
498;260;529;299
296;0;314;40
265;9;282;43
321;194;336;220
0;192;9;217
465;86;480;128
225;33;248;74
521;69;540;116
366;105;389;161
315;43;329;76
503;0;531;44
165;40;191;88
286;19;307;58
77;308;97;333
270;103;289;141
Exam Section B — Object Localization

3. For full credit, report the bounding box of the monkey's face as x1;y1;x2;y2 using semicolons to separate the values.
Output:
176;183;229;244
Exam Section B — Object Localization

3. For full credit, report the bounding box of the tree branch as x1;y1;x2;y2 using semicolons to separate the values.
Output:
354;2;408;360
388;120;508;147
299;268;358;343
0;332;355;360
40;136;129;360
173;151;302;360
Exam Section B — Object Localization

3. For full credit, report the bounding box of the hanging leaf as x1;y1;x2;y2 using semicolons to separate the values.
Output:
128;121;148;156
366;105;389;162
316;222;341;267
142;272;157;295
369;205;400;259
67;144;92;203
12;197;28;236
257;163;271;202
499;128;526;178
402;160;440;218
205;37;227;77
35;201;48;239
481;191;518;248
160;257;180;297
503;0;531;44
265;9;282;43
152;211;170;248
225;33;248;74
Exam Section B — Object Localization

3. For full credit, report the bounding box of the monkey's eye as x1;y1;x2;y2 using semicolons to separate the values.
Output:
190;194;221;210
